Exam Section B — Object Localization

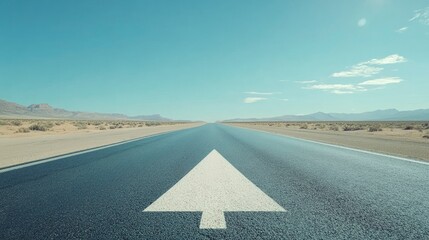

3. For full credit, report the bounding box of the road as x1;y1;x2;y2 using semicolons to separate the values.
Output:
1;123;428;239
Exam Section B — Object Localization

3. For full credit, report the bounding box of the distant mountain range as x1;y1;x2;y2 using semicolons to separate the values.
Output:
3;98;427;122
224;109;429;122
0;99;175;121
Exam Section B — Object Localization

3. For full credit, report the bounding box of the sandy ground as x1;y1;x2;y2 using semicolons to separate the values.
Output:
0;123;204;169
227;123;429;162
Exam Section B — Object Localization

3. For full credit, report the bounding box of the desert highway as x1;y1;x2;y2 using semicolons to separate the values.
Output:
0;124;428;239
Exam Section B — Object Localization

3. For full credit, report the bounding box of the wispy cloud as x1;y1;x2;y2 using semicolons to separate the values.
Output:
309;84;363;91
358;77;402;86
396;27;408;33
361;54;407;65
332;90;354;94
243;97;267;103
307;83;368;94
332;65;383;78
306;76;402;95
279;98;289;101
295;80;317;84
358;18;367;27
244;91;281;95
410;7;429;25
332;54;406;78
242;91;282;103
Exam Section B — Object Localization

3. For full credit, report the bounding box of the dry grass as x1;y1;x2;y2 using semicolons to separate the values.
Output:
423;130;429;139
0;119;188;136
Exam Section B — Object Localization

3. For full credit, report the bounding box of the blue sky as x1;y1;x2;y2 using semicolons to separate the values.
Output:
1;0;428;121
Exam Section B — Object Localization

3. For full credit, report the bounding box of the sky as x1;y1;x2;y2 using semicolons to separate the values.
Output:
1;0;428;122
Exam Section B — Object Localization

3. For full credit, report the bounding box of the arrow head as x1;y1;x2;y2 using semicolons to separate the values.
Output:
144;149;286;229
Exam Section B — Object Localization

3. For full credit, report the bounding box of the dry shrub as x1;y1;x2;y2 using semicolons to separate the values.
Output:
74;122;87;130
403;125;414;130
11;120;22;126
343;125;364;131
368;126;382;132
17;127;30;133
423;130;429;139
146;122;161;126
29;123;49;131
329;125;339;131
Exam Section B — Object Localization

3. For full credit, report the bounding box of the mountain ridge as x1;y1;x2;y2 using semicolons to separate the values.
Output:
224;108;429;122
0;99;175;121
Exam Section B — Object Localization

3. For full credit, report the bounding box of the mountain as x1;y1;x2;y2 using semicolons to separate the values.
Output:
130;114;172;121
328;109;400;121
328;109;429;121
224;109;429;122
0;99;173;121
392;109;429;121
0;99;30;116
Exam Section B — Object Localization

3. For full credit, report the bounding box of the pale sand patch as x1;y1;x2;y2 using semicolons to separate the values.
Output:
0;123;204;169
226;123;429;162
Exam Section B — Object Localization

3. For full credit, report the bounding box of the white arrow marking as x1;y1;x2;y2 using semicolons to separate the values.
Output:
143;149;286;229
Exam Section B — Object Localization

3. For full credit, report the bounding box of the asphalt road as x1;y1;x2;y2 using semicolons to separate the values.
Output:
1;124;428;239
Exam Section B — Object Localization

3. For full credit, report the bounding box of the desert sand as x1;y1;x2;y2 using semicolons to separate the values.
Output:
0;121;203;169
227;122;429;161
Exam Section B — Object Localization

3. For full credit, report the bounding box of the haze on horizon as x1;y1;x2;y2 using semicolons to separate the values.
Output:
1;1;428;122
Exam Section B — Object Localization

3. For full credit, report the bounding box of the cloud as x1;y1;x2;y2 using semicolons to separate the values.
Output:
332;90;354;94
410;7;429;25
362;54;407;65
332;54;406;78
307;78;401;95
295;80;317;84
243;97;267;103
358;18;367;27
309;84;361;90
332;65;383;78
358;77;402;86
307;83;367;94
279;98;289;101
396;27;408;33
244;91;281;95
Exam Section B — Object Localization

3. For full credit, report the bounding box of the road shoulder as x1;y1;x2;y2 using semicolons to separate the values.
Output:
0;123;204;169
225;123;429;162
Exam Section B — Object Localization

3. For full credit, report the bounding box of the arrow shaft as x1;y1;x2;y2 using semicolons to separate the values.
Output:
199;210;226;229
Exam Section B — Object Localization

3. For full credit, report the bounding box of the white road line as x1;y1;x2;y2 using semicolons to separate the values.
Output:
227;125;429;166
0;129;189;174
143;149;286;229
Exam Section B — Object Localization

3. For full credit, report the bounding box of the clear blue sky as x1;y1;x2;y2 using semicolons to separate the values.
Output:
1;0;428;121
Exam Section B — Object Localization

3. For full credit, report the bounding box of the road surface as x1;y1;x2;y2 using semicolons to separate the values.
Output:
1;124;428;239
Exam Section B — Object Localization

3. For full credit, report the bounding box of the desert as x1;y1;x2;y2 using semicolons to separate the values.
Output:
0;119;202;168
226;121;429;161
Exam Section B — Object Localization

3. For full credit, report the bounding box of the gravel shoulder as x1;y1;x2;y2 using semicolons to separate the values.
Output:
226;123;429;162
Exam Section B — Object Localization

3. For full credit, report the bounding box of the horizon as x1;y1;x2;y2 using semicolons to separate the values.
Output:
1;1;429;121
2;97;428;122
